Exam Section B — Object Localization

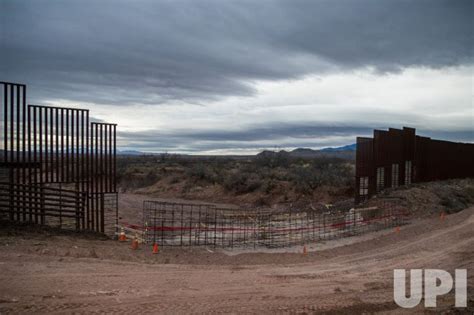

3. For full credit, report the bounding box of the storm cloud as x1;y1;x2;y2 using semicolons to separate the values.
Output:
1;0;472;153
2;0;472;103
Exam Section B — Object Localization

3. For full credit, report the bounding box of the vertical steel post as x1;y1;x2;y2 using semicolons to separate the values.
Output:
33;106;39;223
44;107;48;182
50;108;54;182
113;124;116;192
39;106;43;184
95;123;99;231
22;87;26;219
109;125;112;192
99;124;104;232
9;85;13;168
7;85;13;220
70;110;74;181
90;123;94;230
16;85;20;184
74;110;78;184
60;108;64;181
55;108;59;182
85;112;89;229
65;109;69;183
3;84;7;163
9;85;14;221
27;105;32;220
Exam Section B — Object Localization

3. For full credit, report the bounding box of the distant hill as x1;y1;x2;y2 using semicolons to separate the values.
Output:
256;144;356;160
117;150;155;156
320;143;357;152
112;144;358;159
5;144;356;160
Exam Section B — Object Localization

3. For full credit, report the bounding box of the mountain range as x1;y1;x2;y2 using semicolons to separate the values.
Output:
115;143;357;158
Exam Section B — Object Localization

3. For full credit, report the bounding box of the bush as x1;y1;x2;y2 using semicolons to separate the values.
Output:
143;170;159;186
116;169;160;190
255;151;290;168
262;179;277;194
223;172;262;194
187;163;216;183
291;161;353;194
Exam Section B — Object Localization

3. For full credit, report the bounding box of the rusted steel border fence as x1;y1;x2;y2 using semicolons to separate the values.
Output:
0;81;118;234
90;122;117;232
355;127;474;203
0;182;86;230
138;199;408;248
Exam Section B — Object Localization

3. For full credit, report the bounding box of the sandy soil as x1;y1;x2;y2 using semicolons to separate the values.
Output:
0;206;473;314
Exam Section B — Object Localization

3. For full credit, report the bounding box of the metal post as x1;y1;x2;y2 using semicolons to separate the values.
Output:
65;109;69;183
60;108;64;181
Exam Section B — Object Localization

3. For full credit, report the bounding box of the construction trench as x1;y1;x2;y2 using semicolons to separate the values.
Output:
118;198;410;248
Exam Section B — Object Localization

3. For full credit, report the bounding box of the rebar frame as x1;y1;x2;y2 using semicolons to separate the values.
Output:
140;199;409;248
0;81;118;234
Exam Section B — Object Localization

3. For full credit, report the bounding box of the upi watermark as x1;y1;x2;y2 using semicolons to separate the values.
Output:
394;269;467;308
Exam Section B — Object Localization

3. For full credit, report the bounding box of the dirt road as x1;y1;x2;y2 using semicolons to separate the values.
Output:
0;207;473;314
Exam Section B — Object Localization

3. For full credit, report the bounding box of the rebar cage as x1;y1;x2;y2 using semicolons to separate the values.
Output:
141;199;409;248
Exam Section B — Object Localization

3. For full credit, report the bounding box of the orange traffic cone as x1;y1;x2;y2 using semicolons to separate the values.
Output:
303;245;308;256
131;234;139;250
440;212;446;221
118;227;127;242
152;243;159;254
394;226;400;233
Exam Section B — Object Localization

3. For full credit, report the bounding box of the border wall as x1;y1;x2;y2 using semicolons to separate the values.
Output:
0;81;118;235
355;127;474;203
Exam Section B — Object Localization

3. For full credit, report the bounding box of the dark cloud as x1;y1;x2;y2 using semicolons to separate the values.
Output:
1;0;472;105
2;1;471;153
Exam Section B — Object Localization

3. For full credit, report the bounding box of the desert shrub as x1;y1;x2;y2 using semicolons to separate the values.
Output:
464;186;474;204
223;172;262;194
255;151;290;168
262;179;277;194
291;160;353;194
116;153;355;202
169;175;181;184
440;187;474;213
116;169;159;190
187;163;216;183
143;170;159;186
292;166;320;194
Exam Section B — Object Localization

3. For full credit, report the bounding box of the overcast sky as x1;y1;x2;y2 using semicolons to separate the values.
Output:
1;0;473;154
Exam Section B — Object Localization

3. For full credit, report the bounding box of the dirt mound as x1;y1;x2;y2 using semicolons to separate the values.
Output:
372;178;474;218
